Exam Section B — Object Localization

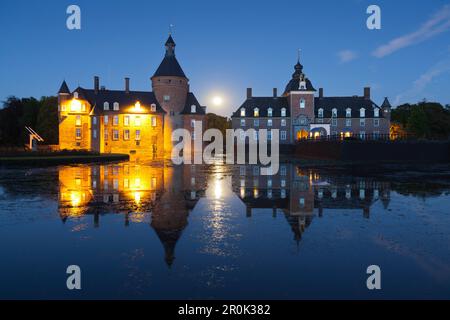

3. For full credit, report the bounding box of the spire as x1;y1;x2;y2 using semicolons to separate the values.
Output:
58;80;70;95
152;34;187;78
381;97;392;108
165;34;176;57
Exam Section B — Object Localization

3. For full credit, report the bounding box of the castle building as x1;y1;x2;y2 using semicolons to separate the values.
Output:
231;57;391;143
58;35;206;156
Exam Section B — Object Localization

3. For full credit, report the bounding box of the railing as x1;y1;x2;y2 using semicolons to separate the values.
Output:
296;133;415;142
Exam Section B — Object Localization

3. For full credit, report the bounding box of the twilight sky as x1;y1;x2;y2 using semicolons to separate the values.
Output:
1;0;449;117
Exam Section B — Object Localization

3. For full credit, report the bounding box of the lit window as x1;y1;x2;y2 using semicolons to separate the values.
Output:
124;130;130;140
104;102;109;110
104;115;109;125
150;104;156;112
113;115;119;126
332;108;337;118
135;116;141;126
113;130;119;140
191;105;196;113
240;109;246;117
318;108;324;118
254;108;259;117
281;131;287;140
81;104;86;112
240;119;246;127
74;92;79;99
163;95;170;102
113;102;119;111
300;99;305;109
268;108;273;117
360;119;365;127
360;108;366;118
374;119;379;127
281;108;286;117
135;130;141;141
254;119;259;127
151;117;157;127
268;119;273;127
281;119;286;126
374;108;379;117
75;128;81;139
75;115;81;126
346;108;351;118
124;115;129;126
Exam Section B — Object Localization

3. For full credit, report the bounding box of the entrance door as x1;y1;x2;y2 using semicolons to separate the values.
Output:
297;129;309;140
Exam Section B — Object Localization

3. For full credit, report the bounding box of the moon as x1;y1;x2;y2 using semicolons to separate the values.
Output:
212;96;223;106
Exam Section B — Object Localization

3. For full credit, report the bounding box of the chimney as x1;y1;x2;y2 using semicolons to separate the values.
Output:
273;88;278;98
125;77;130;93
364;87;371;99
94;76;99;94
319;88;324;98
247;88;252;99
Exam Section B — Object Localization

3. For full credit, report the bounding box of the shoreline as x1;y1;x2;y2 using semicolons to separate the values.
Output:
0;153;129;166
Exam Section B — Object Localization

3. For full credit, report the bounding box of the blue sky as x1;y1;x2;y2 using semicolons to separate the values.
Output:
1;0;449;116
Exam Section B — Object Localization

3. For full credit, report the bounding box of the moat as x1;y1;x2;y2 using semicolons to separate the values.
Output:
1;160;450;299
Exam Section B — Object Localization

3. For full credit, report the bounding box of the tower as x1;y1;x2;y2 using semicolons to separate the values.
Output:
381;97;392;121
151;35;190;154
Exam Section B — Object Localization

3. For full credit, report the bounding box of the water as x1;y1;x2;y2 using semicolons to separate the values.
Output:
0;160;450;299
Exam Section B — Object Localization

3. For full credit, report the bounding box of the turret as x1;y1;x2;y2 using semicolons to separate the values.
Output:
58;80;70;105
381;97;392;120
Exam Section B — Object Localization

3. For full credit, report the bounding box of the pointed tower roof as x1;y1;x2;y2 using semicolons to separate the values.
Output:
58;80;70;94
152;35;187;78
283;58;316;95
381;97;392;108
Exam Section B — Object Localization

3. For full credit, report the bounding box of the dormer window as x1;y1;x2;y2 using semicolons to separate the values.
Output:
332;108;337;118
299;81;306;90
104;102;110;110
113;102;119;111
73;92;79;99
346;108;351;118
374;108;379;117
240;108;245;117
300;99;305;109
150;104;156;112
360;108;366;118
281;108;286;117
318;108;324;118
268;108;273;117
254;108;259;117
191;105;196;113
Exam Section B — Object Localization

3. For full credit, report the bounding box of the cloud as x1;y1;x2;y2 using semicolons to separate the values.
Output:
373;5;450;58
337;50;358;63
394;56;450;105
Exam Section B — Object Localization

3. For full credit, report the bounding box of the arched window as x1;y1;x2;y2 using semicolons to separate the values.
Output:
240;108;245;117
360;108;366;118
191;105;196;113
268;108;273;117
113;102;119;111
103;102;110;110
281;108;286;117
318;108;324;118
374;108;379;117
346;108;352;118
254;108;259;117
332;108;337;118
300;99;305;109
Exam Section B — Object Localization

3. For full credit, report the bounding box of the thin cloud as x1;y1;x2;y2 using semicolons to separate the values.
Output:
373;4;450;58
337;50;358;63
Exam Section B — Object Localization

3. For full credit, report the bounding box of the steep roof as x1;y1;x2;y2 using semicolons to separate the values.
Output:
231;96;290;118
283;60;316;94
314;96;382;118
180;92;206;115
381;97;392;108
58;81;70;94
152;35;187;78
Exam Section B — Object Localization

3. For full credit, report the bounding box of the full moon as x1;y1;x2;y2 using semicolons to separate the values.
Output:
212;96;223;106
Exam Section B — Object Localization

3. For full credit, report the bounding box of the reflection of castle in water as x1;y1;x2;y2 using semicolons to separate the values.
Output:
231;163;391;242
58;162;207;266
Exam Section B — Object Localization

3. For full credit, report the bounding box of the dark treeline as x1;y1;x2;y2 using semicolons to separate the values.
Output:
391;101;450;139
0;96;58;147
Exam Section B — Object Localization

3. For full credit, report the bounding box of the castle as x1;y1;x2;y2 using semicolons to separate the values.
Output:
231;57;391;142
58;35;206;157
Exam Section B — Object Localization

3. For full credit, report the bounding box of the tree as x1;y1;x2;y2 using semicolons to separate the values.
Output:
36;96;58;145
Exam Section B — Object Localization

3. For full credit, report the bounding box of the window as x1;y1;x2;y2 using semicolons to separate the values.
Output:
192;132;196;140
240;166;246;176
191;105;196;113
81;104;86;112
93;129;97;139
281;119;286;126
191;119;196;128
135;116;141;126
151;117;157;127
74;92;79;99
75;128;81;139
318;108;324;118
124;130;130;140
113;102;119;111
267;179;272;188
104;129;108;141
281;108;286;117
374;108;379;117
253;166;259;176
254;108;259;117
103;102;109;110
281;131;287;140
268;108;273;117
268;130;272;140
346;119;352;127
280;166;287;176
346;108;351;118
268;119;273;127
360;119;365;127
104;115;109;125
163;95;170;102
124;115;130;126
254;119;259;127
360;131;366;139
151;104;156;112
92;117;97;125
113;129;119;140
332;108;337;118
240;119;246;127
360;108;366;118
373;131;380;139
300;99;305;109
113;115;119;126
240;108;245;117
281;179;286;188
374;119;379;127
75;115;81;126
135;130;141;141
300;117;306;125
332;119;337;126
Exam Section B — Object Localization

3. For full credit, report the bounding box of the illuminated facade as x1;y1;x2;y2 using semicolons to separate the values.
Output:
58;35;206;156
